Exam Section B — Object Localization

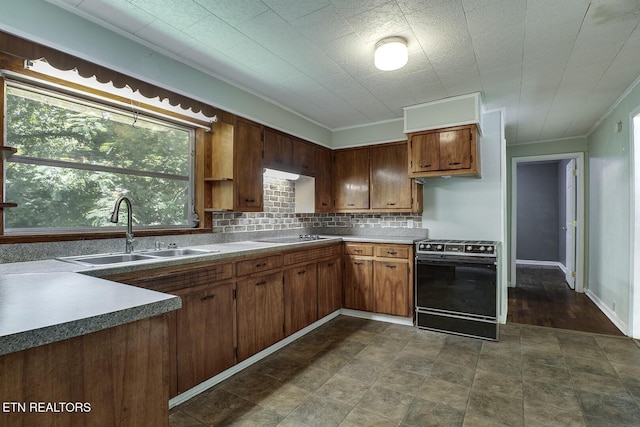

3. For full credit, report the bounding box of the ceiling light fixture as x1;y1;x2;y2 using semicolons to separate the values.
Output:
374;36;408;71
263;168;300;181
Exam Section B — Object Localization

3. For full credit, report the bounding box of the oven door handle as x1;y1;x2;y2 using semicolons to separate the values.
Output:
416;257;497;267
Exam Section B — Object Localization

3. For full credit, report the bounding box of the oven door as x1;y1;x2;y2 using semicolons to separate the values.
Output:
415;255;498;340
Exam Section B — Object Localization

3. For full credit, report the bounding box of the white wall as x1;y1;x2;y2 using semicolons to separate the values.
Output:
588;78;640;335
421;110;503;241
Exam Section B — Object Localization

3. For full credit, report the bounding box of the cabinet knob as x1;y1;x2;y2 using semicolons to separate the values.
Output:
322;202;328;206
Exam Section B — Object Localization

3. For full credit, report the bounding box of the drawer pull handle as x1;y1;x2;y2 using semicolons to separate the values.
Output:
353;249;363;253
256;262;267;268
256;281;266;286
347;203;355;206
387;202;396;206
245;198;256;202
387;251;398;255
386;265;397;269
322;202;328;206
297;270;306;275
354;262;364;266
326;263;334;267
200;294;215;301
420;164;432;168
448;162;461;166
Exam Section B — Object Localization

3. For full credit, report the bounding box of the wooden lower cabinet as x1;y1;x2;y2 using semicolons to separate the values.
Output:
0;316;168;427
343;256;374;311
175;283;236;394
317;257;342;317
343;242;413;317
284;262;318;336
236;271;284;361
373;260;411;317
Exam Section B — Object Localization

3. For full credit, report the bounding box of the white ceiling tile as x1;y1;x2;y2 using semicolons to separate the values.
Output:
329;0;390;18
525;0;590;28
291;4;354;44
464;0;526;36
194;0;269;25
346;2;410;43
236;10;302;48
129;0;209;30
262;0;330;22
77;0;156;33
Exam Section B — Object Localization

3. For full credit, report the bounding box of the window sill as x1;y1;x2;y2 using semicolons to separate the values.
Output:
0;228;212;245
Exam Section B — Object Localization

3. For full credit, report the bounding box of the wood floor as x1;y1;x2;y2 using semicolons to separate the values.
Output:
507;265;624;336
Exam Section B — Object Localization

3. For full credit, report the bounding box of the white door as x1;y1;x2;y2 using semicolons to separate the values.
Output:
565;159;577;289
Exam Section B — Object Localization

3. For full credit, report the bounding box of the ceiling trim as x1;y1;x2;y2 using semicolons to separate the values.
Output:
332;116;403;132
587;72;640;138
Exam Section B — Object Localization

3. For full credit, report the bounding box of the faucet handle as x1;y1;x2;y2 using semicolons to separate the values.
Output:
155;241;165;250
168;242;178;249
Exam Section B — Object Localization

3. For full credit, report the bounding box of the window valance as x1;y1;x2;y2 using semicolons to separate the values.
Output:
0;30;218;119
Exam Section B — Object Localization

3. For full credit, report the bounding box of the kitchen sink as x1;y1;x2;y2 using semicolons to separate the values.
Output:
62;253;159;265
59;248;217;266
142;248;215;257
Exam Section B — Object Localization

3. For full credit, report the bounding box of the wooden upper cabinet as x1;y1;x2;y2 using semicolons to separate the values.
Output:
370;142;413;210
263;129;292;169
408;124;480;178
235;118;264;211
315;147;332;212
262;129;316;175
334;147;370;211
292;139;316;175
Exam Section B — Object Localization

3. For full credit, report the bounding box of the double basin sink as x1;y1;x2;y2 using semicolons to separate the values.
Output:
60;248;217;266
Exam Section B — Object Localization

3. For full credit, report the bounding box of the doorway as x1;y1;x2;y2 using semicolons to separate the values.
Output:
510;153;585;293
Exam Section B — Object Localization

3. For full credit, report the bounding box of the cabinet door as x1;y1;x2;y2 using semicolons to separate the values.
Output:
284;263;318;336
370;143;413;210
343;257;373;311
334;148;369;210
409;133;440;173
315;148;333;212
373;260;410;317
235;118;263;211
236;271;284;361
263;129;292;169
292;139;316;175
439;128;471;171
318;257;342;318
176;283;235;393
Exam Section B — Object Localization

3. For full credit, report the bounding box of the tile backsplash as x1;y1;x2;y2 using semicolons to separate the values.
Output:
211;176;423;234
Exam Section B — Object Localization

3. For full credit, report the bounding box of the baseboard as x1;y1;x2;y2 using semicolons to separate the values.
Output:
341;309;414;326
585;289;628;335
169;309;341;408
516;259;566;272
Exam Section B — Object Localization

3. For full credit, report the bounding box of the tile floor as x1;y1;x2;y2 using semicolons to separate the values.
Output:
170;316;640;426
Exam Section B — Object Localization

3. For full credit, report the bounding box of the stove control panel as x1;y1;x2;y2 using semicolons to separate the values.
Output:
417;240;497;257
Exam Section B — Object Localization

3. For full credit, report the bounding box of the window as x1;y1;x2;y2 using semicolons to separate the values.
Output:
4;81;195;232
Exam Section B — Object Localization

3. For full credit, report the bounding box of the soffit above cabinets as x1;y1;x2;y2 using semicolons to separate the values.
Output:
45;0;640;145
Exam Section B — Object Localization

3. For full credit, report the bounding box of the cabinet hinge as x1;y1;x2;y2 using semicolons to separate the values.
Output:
571;271;576;278
233;347;238;359
232;289;237;300
572;168;577;177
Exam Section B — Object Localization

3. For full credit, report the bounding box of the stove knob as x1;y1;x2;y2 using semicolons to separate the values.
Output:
425;244;431;249
486;246;494;253
466;246;472;251
480;246;485;251
436;245;443;250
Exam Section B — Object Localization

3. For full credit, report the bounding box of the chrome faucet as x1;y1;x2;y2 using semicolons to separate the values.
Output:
110;196;135;253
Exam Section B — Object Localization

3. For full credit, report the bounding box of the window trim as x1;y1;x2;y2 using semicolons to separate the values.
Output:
1;69;208;240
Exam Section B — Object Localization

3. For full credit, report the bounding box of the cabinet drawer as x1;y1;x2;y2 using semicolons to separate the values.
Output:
345;243;373;256
374;245;410;259
236;254;282;277
284;244;342;265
